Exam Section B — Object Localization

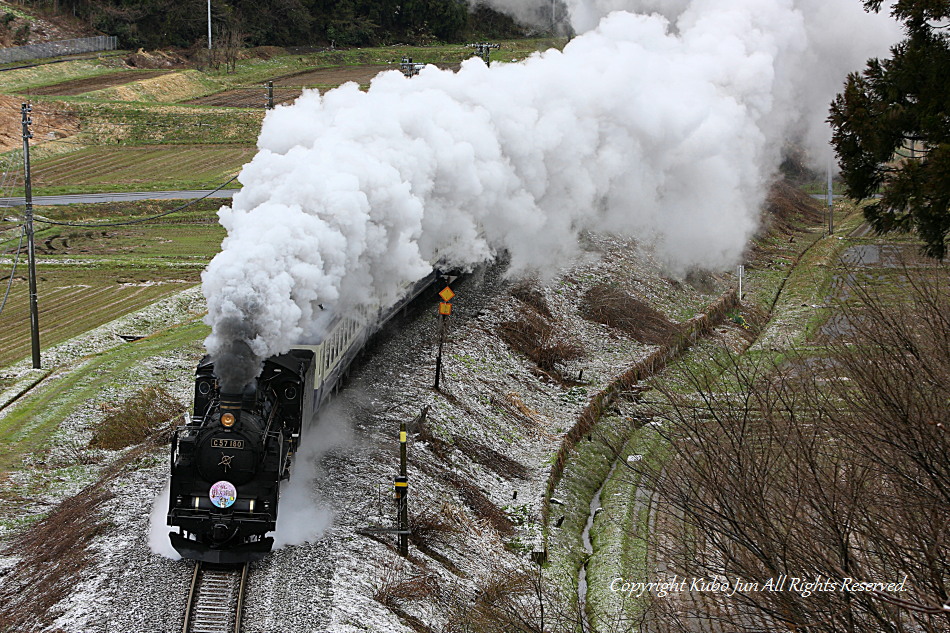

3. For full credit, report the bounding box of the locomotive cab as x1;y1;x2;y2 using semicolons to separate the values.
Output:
167;349;315;564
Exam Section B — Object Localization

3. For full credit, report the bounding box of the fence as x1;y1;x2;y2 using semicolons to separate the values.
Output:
0;35;118;64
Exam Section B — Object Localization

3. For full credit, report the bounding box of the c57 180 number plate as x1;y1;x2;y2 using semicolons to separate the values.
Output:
211;438;245;449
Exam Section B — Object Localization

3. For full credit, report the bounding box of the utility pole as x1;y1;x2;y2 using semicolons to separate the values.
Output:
400;57;422;78
21;103;40;369
469;42;499;66
207;0;212;50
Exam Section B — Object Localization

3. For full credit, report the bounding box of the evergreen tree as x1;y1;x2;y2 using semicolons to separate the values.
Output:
829;0;950;258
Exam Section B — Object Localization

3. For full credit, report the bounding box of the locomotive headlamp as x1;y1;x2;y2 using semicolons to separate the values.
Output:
221;413;235;427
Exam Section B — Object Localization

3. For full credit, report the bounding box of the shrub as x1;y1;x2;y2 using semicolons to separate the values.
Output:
409;505;462;550
373;560;439;608
580;284;680;345
497;311;583;374
89;385;184;450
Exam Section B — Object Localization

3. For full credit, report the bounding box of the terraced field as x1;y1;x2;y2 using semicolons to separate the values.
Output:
0;266;198;368
185;63;461;107
187;86;301;108
0;199;226;367
31;145;255;192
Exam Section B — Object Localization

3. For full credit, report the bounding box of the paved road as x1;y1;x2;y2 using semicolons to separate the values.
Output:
0;190;835;207
0;189;240;207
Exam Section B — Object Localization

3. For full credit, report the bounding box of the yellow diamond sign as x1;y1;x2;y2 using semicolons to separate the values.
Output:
439;286;455;302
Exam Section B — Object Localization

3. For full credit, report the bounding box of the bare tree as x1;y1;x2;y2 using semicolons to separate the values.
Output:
219;19;245;74
627;263;950;633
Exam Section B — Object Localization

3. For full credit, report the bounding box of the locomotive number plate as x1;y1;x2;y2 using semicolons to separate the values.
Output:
211;438;245;449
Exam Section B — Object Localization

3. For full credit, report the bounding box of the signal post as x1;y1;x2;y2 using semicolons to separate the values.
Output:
434;284;454;391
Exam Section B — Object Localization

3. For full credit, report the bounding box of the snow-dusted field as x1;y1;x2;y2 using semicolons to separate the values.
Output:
0;235;727;632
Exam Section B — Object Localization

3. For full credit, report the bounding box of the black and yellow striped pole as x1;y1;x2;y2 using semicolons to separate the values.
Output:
395;420;409;556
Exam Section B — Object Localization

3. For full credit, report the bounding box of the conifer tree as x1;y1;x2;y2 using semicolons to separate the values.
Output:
829;0;950;258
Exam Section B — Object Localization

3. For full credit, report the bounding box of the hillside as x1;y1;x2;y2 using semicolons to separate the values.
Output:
0;1;95;48
0;7;943;631
1;0;544;51
0;184;879;632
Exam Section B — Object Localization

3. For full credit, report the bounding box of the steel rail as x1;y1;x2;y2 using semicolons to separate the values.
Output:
182;561;249;633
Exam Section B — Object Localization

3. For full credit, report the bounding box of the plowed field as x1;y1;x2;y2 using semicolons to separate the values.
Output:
26;70;171;96
0;267;196;367
31;144;255;191
187;87;302;108
186;63;459;108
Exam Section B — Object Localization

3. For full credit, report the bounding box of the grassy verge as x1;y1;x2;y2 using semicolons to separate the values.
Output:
0;55;129;92
585;422;668;630
0;316;207;472
553;200;860;625
545;414;630;603
0;198;224;366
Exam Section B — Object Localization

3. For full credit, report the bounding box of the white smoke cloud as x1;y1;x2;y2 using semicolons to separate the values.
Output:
202;1;901;385
148;481;182;560
273;404;350;548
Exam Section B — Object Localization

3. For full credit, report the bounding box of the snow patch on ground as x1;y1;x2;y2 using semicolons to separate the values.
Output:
4;236;731;632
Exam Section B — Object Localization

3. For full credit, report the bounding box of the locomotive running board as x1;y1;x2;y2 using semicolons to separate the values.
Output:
170;532;274;565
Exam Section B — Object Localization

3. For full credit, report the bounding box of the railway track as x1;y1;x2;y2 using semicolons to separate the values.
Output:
182;562;249;633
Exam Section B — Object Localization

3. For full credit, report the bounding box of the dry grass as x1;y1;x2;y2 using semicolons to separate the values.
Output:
409;504;463;550
374;565;440;607
0;485;114;633
412;453;515;538
488;391;553;440
510;279;552;319
580;284;680;345
498;278;584;382
90;385;184;450
415;414;530;480
443;470;515;538
753;180;825;244
497;311;584;376
441;564;577;633
373;559;440;633
455;436;530;480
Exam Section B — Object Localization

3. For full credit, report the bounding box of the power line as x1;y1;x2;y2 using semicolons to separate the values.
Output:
0;225;24;318
29;174;238;227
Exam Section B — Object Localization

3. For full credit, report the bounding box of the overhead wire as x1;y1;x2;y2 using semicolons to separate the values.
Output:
0;225;24;318
30;173;239;227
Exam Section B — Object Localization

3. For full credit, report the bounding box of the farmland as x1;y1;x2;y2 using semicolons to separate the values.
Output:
0;39;564;373
0;198;225;368
30;144;256;194
25;70;171;96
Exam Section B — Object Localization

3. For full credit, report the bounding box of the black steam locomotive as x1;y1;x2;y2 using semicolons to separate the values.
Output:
166;271;441;563
166;350;315;564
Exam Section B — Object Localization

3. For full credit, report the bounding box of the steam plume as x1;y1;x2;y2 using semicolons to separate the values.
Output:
203;2;899;389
